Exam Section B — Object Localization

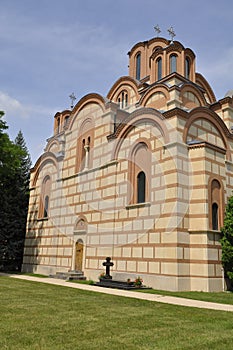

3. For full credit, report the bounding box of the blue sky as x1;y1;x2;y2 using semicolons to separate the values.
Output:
1;0;233;163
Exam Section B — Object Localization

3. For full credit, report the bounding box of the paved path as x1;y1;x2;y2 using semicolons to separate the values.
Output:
2;273;233;312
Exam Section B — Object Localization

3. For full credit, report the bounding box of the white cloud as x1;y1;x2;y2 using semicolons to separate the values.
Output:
0;91;31;119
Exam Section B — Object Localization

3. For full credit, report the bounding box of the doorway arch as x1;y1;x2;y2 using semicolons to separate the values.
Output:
75;239;84;271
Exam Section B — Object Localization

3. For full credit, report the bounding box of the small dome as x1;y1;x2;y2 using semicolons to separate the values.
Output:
224;89;233;98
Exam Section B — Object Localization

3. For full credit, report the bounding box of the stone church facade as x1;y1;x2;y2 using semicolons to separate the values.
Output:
22;35;233;291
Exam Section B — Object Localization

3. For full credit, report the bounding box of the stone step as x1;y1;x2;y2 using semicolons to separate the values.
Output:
49;271;86;281
94;278;150;290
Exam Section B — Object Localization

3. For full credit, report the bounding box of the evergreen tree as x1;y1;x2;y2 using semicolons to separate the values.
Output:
0;112;31;271
220;196;233;282
14;130;32;269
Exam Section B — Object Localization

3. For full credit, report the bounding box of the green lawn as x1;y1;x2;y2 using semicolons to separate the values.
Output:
1;276;233;350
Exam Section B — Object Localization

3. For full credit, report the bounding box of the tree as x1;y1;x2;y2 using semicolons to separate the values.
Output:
14;130;32;269
220;196;233;283
0;112;31;271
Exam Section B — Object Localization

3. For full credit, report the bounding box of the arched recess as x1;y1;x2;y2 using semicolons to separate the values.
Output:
195;73;216;104
68;93;106;131
139;85;170;109
128;140;151;204
73;215;88;271
32;152;58;188
180;85;207;108
74;215;88;233
107;76;140;103
183;108;231;161
208;176;224;230
75;117;95;172
46;140;60;153
112;108;169;161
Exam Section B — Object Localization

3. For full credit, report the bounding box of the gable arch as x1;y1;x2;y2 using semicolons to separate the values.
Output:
180;84;207;107
69;93;107;130
112;108;169;160
139;85;170;108
32;152;58;187
107;76;140;101
195;73;216;104
46;139;60;153
183;107;231;160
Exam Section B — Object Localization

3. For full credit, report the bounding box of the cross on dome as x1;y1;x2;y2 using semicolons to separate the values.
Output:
167;26;176;43
154;24;161;37
69;92;76;109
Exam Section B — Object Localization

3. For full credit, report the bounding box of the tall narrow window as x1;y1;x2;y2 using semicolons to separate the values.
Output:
64;116;69;128
57;118;60;134
137;171;146;203
76;118;94;173
185;57;190;79
81;139;85;170
117;91;129;109
170;55;177;73
210;179;222;231
44;195;49;218
121;92;125;108
136;53;141;80
157;57;162;80
125;93;128;107
212;203;219;230
39;176;51;219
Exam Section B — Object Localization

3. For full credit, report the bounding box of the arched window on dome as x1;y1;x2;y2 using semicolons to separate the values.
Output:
156;57;162;80
136;53;141;80
170;54;177;73
185;57;190;79
57;117;60;134
64;115;70;128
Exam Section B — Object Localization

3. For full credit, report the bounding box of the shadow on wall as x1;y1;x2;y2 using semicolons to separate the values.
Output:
22;199;43;272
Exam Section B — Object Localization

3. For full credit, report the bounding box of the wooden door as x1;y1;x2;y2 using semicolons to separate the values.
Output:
75;241;83;271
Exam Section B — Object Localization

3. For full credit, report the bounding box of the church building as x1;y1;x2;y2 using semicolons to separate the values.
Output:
22;31;233;291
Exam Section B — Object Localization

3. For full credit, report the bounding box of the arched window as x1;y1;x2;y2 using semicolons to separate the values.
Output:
39;176;51;219
185;57;190;79
44;195;49;218
121;92;125;108
117;91;129;109
125;93;128;107
76;118;94;173
212;203;219;230
57;117;60;134
137;171;146;203
170;54;177;73
210;179;222;231
64;115;70;128
157;57;162;80
128;141;151;205
136;53;141;80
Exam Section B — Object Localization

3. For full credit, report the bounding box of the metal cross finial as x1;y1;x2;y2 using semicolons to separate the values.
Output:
167;26;176;43
154;24;161;37
69;92;76;109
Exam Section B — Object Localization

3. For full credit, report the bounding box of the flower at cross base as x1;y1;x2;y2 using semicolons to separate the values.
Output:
98;272;105;280
134;276;143;286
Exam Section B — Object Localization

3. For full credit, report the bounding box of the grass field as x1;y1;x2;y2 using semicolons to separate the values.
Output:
1;276;233;350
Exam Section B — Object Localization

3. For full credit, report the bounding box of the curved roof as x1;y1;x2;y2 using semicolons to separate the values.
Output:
107;76;140;100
